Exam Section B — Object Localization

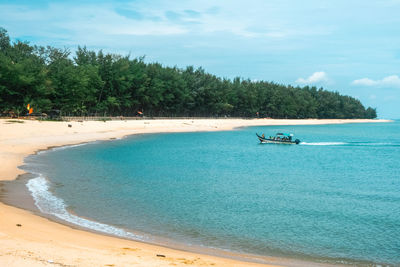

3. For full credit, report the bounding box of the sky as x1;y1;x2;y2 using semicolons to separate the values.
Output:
1;0;399;118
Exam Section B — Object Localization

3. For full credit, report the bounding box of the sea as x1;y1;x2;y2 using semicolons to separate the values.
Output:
20;121;400;266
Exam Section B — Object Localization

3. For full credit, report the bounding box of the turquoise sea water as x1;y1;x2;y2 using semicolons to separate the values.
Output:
23;122;400;265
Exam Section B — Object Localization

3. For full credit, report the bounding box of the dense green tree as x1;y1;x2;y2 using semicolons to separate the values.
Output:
0;27;377;119
365;107;377;119
0;33;51;114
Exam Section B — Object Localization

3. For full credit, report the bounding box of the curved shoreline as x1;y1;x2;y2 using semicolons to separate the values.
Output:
0;118;391;266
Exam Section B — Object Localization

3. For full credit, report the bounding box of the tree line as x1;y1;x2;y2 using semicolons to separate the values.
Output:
0;27;377;119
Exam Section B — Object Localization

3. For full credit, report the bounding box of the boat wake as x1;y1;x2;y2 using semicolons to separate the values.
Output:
300;142;346;146
300;141;400;147
26;175;146;241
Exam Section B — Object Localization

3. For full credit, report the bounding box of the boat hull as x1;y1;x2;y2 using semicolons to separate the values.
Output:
256;133;300;144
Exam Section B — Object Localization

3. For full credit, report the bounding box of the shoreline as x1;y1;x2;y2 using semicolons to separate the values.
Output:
0;118;391;266
2;175;334;267
2;141;346;267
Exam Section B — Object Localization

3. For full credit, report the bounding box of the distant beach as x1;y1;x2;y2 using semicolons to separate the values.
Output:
0;118;391;267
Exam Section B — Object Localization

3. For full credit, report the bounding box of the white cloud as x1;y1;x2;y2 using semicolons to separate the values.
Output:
382;75;400;86
352;75;400;87
352;78;377;86
296;71;329;84
0;0;334;42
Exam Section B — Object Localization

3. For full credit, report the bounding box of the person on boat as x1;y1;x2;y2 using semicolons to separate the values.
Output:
262;133;265;138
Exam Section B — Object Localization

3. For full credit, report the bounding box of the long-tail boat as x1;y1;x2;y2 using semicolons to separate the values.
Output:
256;133;301;144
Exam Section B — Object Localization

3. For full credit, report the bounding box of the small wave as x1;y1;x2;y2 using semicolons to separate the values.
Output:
26;176;145;241
51;143;88;151
300;142;347;146
36;143;88;155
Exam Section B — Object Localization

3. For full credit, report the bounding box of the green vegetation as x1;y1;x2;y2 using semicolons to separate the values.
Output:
0;27;377;119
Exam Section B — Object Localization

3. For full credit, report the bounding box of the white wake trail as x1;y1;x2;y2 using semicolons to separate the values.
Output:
300;142;347;146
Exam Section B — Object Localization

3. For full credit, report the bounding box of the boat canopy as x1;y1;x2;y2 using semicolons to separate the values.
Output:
276;133;294;137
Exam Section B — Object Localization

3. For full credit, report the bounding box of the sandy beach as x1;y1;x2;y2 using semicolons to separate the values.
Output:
0;118;390;267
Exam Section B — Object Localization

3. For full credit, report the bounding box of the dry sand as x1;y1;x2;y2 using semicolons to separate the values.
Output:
0;118;390;266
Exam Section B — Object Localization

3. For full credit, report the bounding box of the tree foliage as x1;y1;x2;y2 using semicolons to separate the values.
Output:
0;28;377;118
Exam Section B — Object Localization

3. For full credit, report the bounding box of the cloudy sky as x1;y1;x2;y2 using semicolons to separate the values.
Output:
1;0;399;118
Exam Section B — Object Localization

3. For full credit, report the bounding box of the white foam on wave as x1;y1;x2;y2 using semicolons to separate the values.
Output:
26;176;145;241
300;142;346;146
36;143;89;155
51;143;88;151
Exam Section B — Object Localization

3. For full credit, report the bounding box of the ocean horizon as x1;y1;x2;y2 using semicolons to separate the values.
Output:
21;121;400;266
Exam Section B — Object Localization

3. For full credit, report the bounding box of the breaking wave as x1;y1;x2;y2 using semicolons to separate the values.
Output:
36;143;89;155
26;175;146;241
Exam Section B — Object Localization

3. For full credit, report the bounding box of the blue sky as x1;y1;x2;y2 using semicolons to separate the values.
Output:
1;0;399;118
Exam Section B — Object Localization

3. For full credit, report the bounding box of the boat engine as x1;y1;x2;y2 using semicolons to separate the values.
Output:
295;139;301;144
